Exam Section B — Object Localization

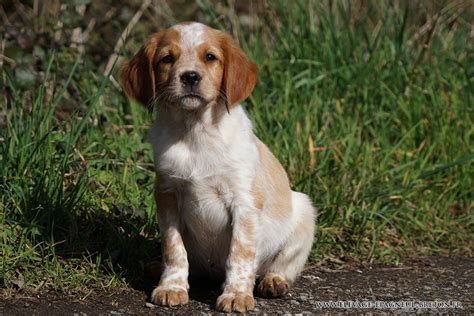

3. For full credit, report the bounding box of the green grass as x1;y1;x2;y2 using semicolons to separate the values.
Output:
1;0;473;293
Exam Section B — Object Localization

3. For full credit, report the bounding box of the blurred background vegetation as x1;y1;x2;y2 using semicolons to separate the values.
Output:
1;0;473;294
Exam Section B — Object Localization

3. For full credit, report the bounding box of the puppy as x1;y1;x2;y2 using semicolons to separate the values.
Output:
122;22;315;313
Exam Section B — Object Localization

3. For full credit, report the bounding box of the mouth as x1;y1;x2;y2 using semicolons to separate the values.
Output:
179;93;204;101
177;93;206;110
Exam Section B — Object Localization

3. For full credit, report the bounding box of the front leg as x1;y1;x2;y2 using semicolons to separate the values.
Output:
216;198;257;313
150;191;189;307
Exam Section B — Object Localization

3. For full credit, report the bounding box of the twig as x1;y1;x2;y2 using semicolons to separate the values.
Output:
70;3;96;55
104;0;152;77
0;53;16;67
83;18;96;42
33;0;39;16
373;266;413;272
308;135;315;168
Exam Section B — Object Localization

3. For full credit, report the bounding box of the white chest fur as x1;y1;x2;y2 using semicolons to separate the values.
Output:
150;106;256;183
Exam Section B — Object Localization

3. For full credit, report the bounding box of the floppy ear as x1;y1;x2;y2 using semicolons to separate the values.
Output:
121;33;162;109
221;35;257;107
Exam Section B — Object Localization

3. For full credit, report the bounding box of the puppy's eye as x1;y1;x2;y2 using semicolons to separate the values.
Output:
161;55;174;64
205;53;217;62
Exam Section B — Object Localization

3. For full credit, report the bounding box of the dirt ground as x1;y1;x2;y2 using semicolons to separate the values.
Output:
1;256;472;314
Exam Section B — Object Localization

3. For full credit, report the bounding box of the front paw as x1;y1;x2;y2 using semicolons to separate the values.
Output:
150;286;189;307
216;292;255;313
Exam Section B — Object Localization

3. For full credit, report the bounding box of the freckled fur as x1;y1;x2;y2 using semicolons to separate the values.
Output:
122;22;316;313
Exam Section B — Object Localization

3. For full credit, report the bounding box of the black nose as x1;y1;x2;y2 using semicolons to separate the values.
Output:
180;71;201;86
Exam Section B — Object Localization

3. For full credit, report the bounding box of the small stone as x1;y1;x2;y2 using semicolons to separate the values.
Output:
290;299;300;305
299;295;309;301
145;302;157;308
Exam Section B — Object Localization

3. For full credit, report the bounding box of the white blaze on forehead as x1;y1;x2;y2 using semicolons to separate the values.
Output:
173;22;206;49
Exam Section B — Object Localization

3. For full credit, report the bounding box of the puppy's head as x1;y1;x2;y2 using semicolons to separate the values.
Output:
122;22;257;111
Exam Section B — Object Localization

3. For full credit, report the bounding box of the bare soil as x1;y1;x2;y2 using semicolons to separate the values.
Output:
1;256;472;314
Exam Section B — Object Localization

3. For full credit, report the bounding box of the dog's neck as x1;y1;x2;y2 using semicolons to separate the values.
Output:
155;99;232;135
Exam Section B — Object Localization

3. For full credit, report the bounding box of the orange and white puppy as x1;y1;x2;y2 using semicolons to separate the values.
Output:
122;22;315;313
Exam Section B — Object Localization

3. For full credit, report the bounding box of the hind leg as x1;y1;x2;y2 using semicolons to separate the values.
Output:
257;192;315;298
